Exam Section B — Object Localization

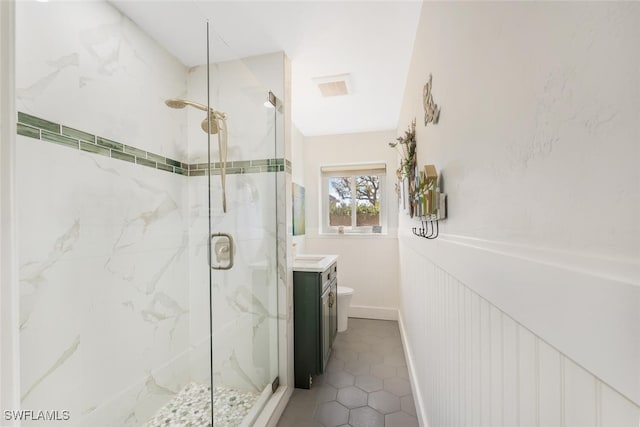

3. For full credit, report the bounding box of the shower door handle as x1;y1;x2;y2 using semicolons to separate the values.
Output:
209;233;234;270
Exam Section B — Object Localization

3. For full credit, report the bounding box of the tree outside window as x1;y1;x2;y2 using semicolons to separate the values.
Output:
329;175;381;228
322;163;386;234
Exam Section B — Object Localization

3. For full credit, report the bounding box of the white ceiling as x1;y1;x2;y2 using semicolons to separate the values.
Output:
110;1;422;136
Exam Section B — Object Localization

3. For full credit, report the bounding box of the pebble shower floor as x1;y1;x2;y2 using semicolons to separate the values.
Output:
145;382;260;427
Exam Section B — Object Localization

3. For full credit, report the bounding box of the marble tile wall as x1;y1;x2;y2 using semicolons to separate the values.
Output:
15;2;286;426
14;111;285;426
17;110;287;177
15;119;286;427
188;172;280;394
15;0;188;161
16;135;190;426
17;112;190;176
186;54;281;165
15;2;193;426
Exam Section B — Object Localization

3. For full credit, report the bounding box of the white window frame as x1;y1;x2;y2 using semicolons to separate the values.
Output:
321;163;387;235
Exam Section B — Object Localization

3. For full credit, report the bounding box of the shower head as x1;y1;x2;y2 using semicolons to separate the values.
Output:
165;98;208;112
165;98;187;109
201;113;219;135
165;98;228;119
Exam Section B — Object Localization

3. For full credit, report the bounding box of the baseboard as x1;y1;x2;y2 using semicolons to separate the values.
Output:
398;312;429;427
349;305;398;320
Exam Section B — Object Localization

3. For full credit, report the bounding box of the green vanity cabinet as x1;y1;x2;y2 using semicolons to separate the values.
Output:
293;260;338;389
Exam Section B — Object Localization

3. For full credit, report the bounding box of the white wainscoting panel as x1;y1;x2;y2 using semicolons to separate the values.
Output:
399;235;640;427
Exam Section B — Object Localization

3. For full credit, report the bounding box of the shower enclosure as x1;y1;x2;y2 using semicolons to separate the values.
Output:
13;2;284;426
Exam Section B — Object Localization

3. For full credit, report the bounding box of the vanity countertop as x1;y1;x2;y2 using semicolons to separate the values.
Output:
293;254;338;272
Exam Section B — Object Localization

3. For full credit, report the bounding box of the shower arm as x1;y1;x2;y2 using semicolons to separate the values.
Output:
166;98;227;120
165;97;228;212
189;101;227;121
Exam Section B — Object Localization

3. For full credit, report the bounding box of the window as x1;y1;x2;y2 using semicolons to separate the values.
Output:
321;163;386;234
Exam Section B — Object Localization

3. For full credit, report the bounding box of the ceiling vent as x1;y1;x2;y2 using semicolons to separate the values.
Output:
312;73;352;97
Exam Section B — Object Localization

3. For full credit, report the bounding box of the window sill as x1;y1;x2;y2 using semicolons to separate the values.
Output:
315;232;396;239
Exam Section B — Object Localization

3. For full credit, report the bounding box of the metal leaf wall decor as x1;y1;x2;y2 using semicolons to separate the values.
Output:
423;74;440;126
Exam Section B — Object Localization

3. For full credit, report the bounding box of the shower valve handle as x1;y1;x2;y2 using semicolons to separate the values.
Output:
209;233;234;270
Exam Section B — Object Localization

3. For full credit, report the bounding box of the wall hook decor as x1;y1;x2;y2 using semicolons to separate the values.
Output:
412;164;446;239
412;217;439;239
423;74;440;126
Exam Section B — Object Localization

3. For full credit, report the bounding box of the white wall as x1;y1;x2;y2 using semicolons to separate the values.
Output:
304;131;400;320
291;124;306;256
396;2;640;425
282;52;295;395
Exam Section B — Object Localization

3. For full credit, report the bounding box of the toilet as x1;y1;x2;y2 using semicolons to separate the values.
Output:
337;286;354;332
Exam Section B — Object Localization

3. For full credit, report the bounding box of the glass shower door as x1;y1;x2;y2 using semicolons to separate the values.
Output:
15;2;215;426
158;24;282;427
201;42;281;424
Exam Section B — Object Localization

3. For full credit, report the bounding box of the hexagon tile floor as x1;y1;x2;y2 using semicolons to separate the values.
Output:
277;318;419;427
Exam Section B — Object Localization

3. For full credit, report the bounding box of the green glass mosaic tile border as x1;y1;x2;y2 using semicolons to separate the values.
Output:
17;112;290;176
